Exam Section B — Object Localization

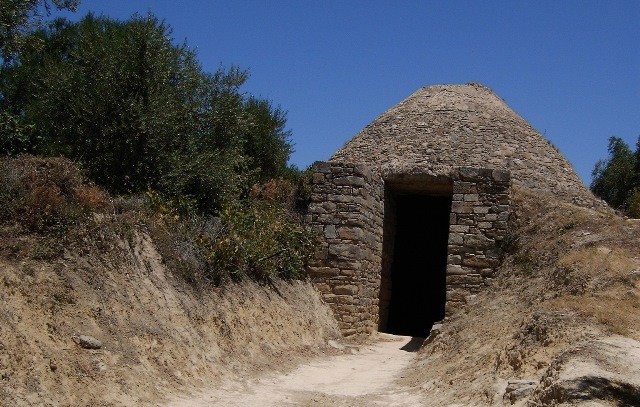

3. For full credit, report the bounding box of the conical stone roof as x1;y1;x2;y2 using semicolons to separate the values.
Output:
331;83;592;204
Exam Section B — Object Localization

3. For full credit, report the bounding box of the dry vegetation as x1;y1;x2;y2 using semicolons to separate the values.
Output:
2;156;639;406
404;187;640;406
0;156;340;406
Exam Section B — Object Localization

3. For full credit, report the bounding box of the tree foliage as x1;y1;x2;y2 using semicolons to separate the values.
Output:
0;0;80;62
0;13;294;215
591;136;640;217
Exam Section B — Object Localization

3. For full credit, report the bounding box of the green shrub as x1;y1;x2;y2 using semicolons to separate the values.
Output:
215;200;315;280
151;194;317;284
1;14;294;216
628;189;640;219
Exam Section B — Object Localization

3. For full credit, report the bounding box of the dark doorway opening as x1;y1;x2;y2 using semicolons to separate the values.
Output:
380;190;452;337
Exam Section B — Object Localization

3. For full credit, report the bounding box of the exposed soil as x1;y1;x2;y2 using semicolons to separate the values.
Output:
0;232;341;406
2;179;639;406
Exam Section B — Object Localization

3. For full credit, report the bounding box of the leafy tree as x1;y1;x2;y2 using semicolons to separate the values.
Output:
242;96;292;182
0;13;294;215
591;136;640;215
0;0;80;62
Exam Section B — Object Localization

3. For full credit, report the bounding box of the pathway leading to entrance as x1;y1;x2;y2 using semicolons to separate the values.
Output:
165;334;425;406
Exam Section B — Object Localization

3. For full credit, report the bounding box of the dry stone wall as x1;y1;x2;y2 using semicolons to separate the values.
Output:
446;167;511;312
307;161;511;337
331;84;599;208
306;162;384;336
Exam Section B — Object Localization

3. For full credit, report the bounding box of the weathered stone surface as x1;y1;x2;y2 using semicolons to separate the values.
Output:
75;335;102;349
503;380;537;404
324;225;337;239
334;176;366;187
306;162;384;336
331;84;599;208
333;285;359;295
308;267;340;276
465;234;494;249
305;84;561;336
337;227;364;240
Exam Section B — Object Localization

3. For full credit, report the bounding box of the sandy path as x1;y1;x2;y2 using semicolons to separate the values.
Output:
165;333;426;406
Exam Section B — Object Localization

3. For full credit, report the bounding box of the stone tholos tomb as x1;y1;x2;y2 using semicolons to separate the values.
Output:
306;83;595;337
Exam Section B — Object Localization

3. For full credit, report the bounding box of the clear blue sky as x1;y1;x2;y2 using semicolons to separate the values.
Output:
55;1;639;185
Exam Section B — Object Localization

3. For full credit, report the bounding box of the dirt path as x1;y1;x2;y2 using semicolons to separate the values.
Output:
165;333;426;406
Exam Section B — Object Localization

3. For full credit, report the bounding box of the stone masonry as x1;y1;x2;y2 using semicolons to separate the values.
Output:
306;162;384;336
332;83;601;209
306;83;599;336
307;162;511;336
445;167;511;312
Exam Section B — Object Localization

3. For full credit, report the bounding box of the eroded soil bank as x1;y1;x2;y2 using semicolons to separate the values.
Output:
0;232;340;406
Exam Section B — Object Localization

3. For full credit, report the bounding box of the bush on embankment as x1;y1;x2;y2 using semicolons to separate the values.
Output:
0;155;316;283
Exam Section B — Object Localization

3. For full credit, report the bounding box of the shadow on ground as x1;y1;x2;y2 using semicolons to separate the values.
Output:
566;376;640;407
400;337;425;352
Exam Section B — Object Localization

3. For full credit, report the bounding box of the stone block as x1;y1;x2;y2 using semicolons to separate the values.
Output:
334;176;365;187
480;268;495;277
337;226;364;240
328;244;361;259
498;212;510;221
353;164;372;178
447;274;482;285
447;245;468;254
447;264;468;275
340;269;357;276
451;201;474;214
307;267;340;277
478;168;493;178
459;167;480;179
446;289;467;302
312;173;326;184
324;224;337;239
465;234;493;249
312;161;331;173
327;194;363;204
332;285;358;295
322;202;337;212
449;224;469;233
462;255;498;268
448;233;464;245
314;283;331;293
453;181;477;194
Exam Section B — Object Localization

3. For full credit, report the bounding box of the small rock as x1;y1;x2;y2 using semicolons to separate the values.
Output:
630;270;640;280
504;380;537;404
49;359;57;372
327;340;344;350
74;335;102;349
424;324;442;345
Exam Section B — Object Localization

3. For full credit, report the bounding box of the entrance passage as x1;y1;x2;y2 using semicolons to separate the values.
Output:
382;193;452;337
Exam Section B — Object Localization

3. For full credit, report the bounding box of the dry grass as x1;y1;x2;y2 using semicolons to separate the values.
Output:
549;292;640;340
